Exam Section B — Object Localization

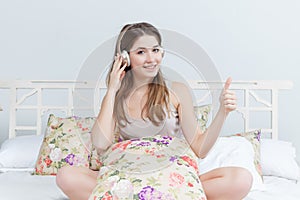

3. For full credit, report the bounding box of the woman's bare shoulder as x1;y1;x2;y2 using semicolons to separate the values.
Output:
168;81;192;108
169;81;190;94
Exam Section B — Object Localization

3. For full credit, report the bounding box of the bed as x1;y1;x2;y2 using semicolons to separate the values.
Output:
0;79;299;200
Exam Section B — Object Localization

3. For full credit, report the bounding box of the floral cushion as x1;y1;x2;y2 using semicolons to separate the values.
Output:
89;104;212;171
89;147;103;171
34;114;97;175
229;130;262;178
89;135;207;200
194;104;211;131
34;104;212;175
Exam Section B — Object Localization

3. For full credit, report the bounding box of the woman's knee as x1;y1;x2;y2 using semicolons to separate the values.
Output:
230;167;253;194
56;166;76;190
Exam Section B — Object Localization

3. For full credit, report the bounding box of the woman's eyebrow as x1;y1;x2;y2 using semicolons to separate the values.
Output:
132;45;160;51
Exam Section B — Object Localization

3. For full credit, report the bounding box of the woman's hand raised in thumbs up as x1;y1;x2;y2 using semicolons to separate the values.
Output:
219;77;237;115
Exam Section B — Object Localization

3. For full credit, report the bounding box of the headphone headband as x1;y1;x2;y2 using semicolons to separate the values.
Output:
117;24;135;55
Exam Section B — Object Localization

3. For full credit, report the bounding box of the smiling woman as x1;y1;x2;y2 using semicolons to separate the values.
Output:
55;22;252;200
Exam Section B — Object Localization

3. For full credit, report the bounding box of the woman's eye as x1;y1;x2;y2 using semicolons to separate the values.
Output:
137;50;145;54
153;48;160;53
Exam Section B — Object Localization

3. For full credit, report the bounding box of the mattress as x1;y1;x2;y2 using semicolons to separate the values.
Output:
245;176;300;200
1;171;300;200
0;171;68;200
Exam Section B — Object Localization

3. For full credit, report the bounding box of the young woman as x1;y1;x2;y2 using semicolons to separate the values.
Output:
56;22;253;200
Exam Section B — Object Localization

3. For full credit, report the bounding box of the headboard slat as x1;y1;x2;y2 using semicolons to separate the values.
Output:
0;80;293;139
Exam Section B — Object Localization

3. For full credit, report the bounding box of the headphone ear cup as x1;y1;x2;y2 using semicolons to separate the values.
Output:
121;50;130;66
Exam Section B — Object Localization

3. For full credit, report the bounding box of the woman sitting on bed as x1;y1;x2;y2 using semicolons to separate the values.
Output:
56;22;253;200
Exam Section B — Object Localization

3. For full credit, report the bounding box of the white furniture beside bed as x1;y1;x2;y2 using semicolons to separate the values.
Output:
0;79;299;200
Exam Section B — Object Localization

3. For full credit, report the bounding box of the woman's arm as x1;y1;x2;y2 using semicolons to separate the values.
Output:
91;89;117;153
91;55;127;152
173;78;236;158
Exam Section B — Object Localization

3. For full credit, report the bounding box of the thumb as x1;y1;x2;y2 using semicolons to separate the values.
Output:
224;77;232;90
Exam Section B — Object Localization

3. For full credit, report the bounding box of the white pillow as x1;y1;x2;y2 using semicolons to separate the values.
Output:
260;139;300;180
198;137;265;191
0;135;43;171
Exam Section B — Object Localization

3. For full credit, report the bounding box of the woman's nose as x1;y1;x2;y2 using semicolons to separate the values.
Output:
145;51;155;62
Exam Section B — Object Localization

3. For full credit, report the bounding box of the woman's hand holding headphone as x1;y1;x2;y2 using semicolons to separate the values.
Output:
107;54;128;92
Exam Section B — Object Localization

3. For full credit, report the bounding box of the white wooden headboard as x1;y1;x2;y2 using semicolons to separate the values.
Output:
0;80;293;140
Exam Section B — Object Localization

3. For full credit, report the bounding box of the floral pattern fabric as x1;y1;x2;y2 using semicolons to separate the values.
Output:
90;104;212;171
34;114;97;175
193;104;211;131
34;105;211;175
89;135;207;200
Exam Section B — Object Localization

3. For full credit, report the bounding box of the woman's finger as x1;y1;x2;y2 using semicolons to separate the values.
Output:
111;54;123;72
223;93;237;100
223;77;232;90
223;99;236;106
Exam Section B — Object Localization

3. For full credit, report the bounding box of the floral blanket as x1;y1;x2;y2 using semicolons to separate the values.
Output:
88;135;207;200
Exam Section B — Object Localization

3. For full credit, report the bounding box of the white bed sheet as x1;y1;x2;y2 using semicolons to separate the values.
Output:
1;171;300;200
0;171;68;200
245;176;300;200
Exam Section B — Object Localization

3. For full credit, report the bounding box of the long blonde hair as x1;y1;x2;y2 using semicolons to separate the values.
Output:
107;22;170;127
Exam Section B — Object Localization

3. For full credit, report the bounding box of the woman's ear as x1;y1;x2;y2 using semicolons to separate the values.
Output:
161;47;165;57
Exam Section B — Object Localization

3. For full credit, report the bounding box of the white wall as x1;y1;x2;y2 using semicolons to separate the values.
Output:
1;0;300;161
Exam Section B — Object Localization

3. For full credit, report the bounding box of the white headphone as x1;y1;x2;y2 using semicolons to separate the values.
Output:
117;25;134;68
121;50;130;67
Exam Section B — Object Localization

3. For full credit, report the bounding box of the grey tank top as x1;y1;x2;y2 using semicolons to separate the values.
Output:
119;81;183;140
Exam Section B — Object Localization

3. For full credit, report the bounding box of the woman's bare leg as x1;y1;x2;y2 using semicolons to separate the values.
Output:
56;166;98;200
199;167;253;200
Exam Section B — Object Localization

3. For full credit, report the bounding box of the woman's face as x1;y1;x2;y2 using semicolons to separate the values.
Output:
128;35;163;80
